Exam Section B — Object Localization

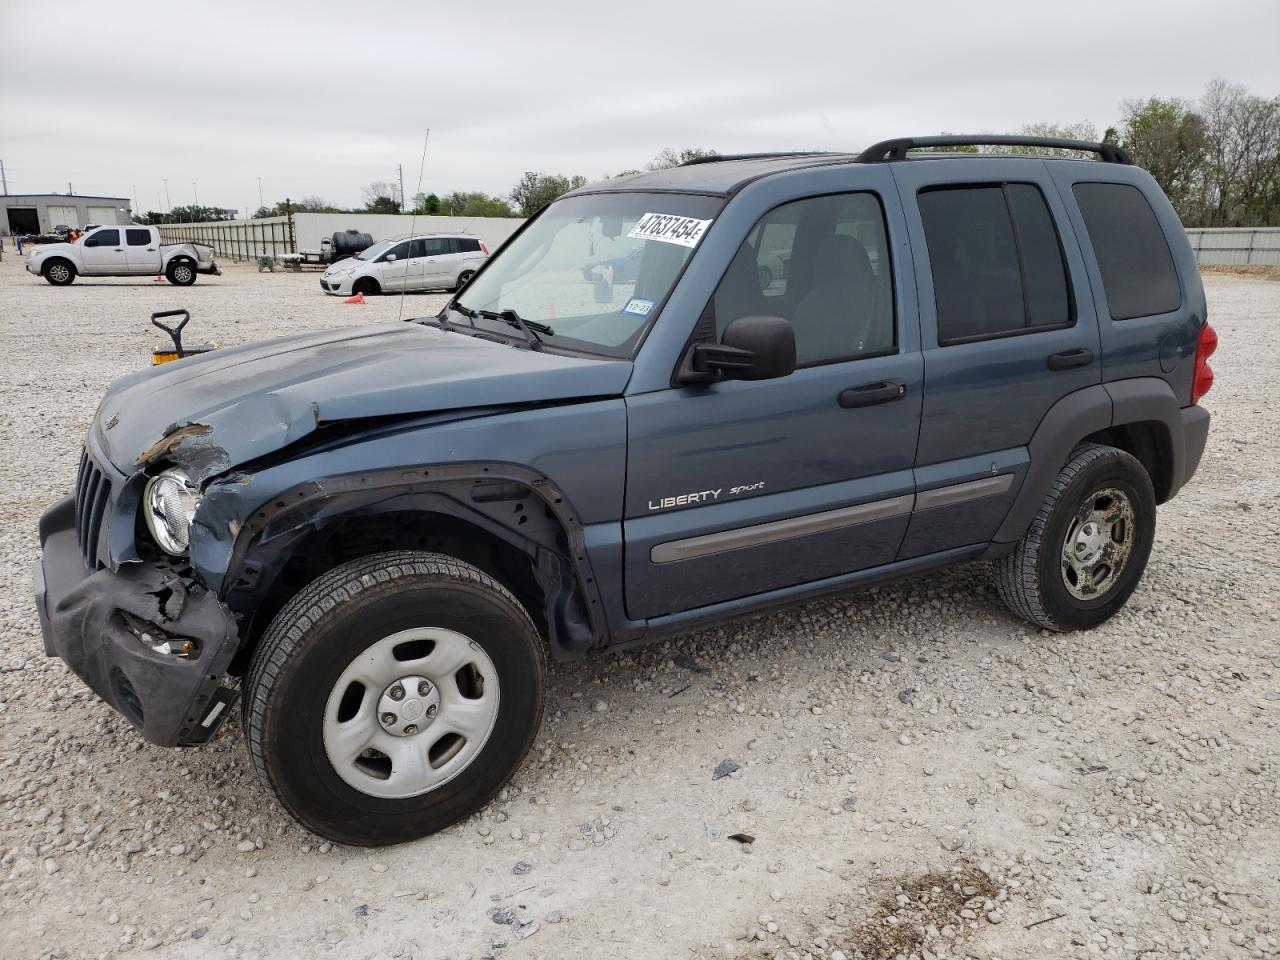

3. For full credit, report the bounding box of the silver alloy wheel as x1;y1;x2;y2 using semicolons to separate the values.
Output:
322;627;500;799
48;263;70;283
173;264;194;283
1060;487;1135;600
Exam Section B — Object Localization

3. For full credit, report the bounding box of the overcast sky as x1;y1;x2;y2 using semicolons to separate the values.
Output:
2;0;1277;215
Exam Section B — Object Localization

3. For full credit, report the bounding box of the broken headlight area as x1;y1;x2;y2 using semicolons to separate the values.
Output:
144;467;203;555
117;608;200;658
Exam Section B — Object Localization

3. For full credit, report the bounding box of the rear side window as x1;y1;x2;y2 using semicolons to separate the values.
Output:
919;183;1072;344
126;229;151;246
1072;182;1181;320
423;238;450;257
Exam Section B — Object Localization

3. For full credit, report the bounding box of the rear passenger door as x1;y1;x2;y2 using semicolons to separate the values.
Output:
891;160;1102;557
124;227;161;273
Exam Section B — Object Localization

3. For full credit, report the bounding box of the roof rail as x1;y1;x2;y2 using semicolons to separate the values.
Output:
679;151;840;166
857;135;1133;165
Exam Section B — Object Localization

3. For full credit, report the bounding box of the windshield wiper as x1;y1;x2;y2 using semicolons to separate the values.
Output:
475;308;554;351
448;300;479;328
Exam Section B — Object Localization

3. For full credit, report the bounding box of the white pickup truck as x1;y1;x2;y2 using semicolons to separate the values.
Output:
25;225;221;286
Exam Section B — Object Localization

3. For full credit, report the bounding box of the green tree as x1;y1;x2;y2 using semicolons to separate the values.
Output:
509;172;587;217
411;192;442;215
439;191;515;217
164;204;233;223
362;180;402;214
1118;97;1206;221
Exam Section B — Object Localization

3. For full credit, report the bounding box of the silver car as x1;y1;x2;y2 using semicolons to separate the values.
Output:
320;233;488;297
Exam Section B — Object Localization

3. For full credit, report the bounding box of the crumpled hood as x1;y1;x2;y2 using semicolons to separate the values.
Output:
96;321;632;476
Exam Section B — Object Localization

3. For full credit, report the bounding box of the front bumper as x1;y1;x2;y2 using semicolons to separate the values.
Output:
34;495;240;747
320;275;353;295
25;257;40;275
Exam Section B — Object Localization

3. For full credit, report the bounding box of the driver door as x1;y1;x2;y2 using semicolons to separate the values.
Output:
81;228;128;274
623;187;923;620
377;239;411;291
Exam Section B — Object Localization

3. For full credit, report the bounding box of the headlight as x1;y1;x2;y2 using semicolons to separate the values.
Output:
143;468;202;555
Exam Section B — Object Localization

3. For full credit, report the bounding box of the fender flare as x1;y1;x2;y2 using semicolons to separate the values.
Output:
214;462;609;660
993;378;1188;543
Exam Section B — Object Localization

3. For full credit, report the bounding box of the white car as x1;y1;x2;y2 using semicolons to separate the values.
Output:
320;234;488;297
25;225;220;286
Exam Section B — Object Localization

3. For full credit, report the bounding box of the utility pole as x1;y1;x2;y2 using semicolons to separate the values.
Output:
193;182;199;206
257;176;264;210
163;178;171;213
0;159;7;195
398;163;405;213
67;182;73;195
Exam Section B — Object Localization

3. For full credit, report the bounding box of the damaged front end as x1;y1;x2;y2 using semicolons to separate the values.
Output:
34;434;241;747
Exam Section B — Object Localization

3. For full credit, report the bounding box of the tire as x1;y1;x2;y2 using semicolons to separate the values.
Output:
758;265;773;289
455;270;475;292
993;443;1156;632
43;259;75;286
242;551;546;846
352;276;380;297
166;259;196;286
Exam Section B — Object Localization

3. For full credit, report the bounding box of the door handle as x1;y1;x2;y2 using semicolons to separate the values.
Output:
114;248;123;252
1047;348;1094;371
839;378;907;408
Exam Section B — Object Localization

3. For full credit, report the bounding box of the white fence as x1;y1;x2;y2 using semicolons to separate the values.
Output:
1185;227;1280;266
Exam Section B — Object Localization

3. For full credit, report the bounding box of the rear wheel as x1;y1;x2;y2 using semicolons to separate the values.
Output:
455;269;475;291
43;259;75;285
166;259;196;285
243;551;545;845
993;443;1156;631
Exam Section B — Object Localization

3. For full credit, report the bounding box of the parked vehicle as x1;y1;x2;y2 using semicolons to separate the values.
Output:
284;230;377;271
25;225;221;286
35;135;1213;845
320;233;488;296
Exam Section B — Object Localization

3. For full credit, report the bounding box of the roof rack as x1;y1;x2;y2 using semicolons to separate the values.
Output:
857;135;1133;165
680;151;840;166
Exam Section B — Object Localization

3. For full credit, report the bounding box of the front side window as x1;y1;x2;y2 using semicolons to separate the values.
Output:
919;183;1072;345
87;229;120;247
711;192;894;365
1072;182;1181;320
455;191;722;355
126;228;151;246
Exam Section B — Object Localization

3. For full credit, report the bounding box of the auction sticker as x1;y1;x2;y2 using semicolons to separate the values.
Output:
628;212;713;248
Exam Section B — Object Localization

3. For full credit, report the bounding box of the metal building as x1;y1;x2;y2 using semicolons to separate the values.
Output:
2;193;133;235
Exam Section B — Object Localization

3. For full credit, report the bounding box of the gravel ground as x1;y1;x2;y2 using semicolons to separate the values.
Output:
0;256;1277;960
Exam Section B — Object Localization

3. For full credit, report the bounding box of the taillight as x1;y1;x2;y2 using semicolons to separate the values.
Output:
1190;321;1217;405
480;241;490;255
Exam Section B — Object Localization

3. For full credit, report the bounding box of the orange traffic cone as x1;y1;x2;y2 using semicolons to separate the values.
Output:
343;292;365;304
154;274;163;282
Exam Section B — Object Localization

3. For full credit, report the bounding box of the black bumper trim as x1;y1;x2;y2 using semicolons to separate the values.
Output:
35;494;241;747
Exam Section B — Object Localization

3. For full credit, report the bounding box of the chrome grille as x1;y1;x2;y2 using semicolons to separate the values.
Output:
74;448;112;568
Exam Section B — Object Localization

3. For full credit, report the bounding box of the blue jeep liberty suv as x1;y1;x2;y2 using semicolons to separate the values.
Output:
35;135;1215;844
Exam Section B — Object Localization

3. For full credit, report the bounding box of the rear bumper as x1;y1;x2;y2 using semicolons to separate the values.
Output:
1179;404;1211;489
35;495;240;747
197;263;221;276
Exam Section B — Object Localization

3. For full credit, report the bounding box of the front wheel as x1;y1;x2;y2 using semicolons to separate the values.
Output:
454;269;475;291
352;276;380;297
166;259;196;285
43;259;76;285
993;443;1156;631
242;551;546;846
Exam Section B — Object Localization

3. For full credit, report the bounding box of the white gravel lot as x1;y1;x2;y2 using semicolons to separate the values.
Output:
0;255;1277;960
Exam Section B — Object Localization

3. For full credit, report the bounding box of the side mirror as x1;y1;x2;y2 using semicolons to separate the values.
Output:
384;253;398;262
690;315;796;381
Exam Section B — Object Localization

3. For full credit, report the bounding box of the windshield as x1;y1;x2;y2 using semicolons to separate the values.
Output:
357;239;394;261
455;192;723;355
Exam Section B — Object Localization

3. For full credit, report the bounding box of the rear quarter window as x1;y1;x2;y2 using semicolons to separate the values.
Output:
1072;182;1181;320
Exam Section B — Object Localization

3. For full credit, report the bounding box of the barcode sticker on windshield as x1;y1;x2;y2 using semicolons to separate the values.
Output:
628;213;713;248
